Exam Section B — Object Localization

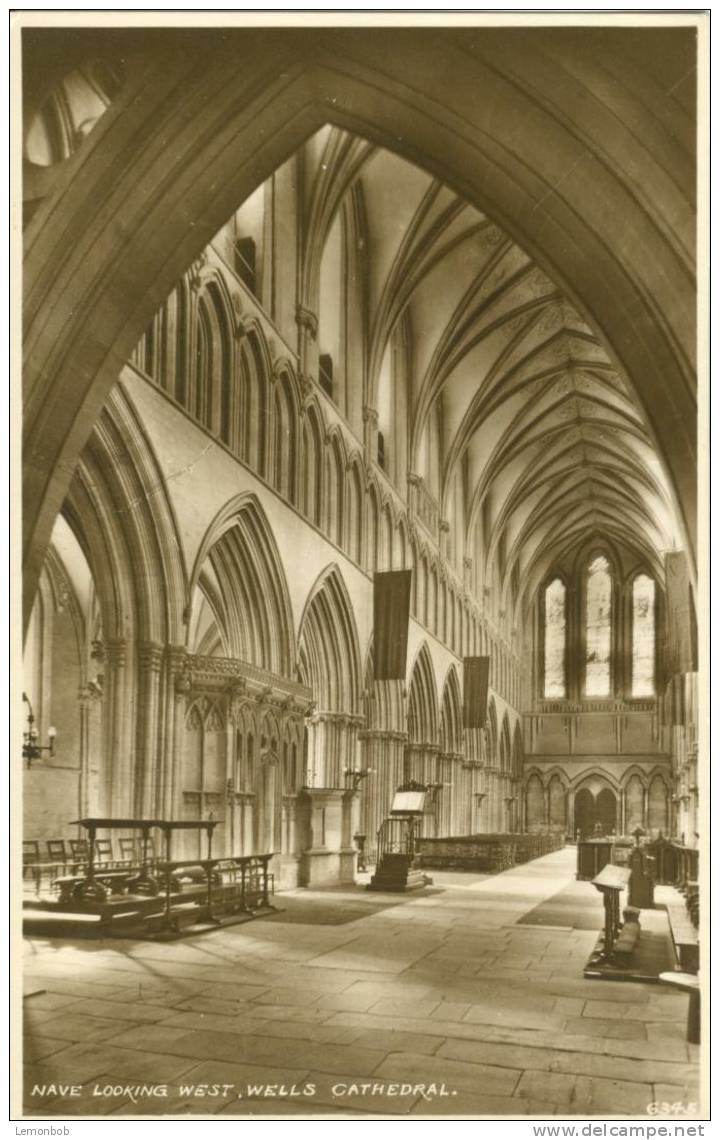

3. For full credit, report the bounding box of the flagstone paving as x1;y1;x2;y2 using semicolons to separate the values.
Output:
20;848;701;1119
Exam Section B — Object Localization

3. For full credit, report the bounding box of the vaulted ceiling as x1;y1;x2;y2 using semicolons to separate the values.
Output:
305;127;682;606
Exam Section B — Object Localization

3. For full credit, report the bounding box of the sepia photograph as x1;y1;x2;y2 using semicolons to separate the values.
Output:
13;11;707;1122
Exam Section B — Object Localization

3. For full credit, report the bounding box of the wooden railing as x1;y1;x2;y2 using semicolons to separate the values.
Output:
643;837;698;888
415;832;563;873
377;817;416;862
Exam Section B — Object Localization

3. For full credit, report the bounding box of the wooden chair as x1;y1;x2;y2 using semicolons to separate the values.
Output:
94;838;114;865
118;836;137;864
46;839;67;868
23;841;41;893
138;835;157;866
69;838;89;867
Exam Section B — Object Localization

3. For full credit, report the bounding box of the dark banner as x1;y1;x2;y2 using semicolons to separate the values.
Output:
463;656;490;728
373;570;412;680
665;552;697;674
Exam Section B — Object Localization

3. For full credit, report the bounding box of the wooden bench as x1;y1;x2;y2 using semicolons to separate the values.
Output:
665;898;699;974
659;972;700;1044
53;868;155;906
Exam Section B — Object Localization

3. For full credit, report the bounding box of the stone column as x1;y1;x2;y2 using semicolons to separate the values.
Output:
642;785;649;830
437;753;459;836
305;712;362;790
77;684;102;818
298;788;347;886
136;640;164;818
358;729;407;856
103;639;134;816
164;647;191;821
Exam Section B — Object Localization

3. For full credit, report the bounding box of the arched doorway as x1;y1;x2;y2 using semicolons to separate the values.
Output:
574;788;595;839
574;784;618;838
597;788;618;835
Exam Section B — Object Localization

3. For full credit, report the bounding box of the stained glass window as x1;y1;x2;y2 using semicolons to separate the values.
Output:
585;555;611;696
544;578;566;698
632;574;655;697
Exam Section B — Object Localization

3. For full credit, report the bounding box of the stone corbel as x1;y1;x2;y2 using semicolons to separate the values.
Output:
77;681;104;706
296;304;319;340
90;639;106;664
188;251;208;291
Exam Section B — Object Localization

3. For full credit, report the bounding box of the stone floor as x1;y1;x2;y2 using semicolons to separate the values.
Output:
21;847;701;1119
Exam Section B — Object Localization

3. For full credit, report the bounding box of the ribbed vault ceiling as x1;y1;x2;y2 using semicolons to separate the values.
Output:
305;127;681;604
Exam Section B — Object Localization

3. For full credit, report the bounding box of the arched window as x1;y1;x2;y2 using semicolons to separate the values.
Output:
544;578;566;698
632;574;655;697
585;555;612;697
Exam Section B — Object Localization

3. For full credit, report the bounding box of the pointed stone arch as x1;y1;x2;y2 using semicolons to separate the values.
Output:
324;428;346;546
500;711;512;773
407;642;439;747
344;453;365;564
238;321;271;475
512;722;524;781
297;564;362;715
272;364;300;504
487;696;499;765
194;270;236;440
366;477;382;573
440;665;463;757
298;564;363;793
190;493;295;676
301;398;325;526
67;384;187;645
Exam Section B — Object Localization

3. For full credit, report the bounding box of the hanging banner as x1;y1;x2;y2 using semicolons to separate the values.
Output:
463;656;490;728
373;570;412;680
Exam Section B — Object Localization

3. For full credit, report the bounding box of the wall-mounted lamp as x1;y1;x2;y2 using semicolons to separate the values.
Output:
345;768;374;793
22;692;57;767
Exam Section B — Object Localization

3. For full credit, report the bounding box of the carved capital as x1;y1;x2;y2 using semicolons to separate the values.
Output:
138;640;164;673
104;639;127;669
362;405;379;427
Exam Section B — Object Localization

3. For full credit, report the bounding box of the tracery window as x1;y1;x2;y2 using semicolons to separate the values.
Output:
632;574;655;697
543;577;566;698
538;554;659;704
585;555;612;697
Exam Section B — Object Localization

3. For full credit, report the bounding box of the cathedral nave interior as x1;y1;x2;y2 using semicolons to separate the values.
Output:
18;23;702;1120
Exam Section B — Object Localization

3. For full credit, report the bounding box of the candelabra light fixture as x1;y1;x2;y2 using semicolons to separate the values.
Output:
344;767;374;793
22;692;57;767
